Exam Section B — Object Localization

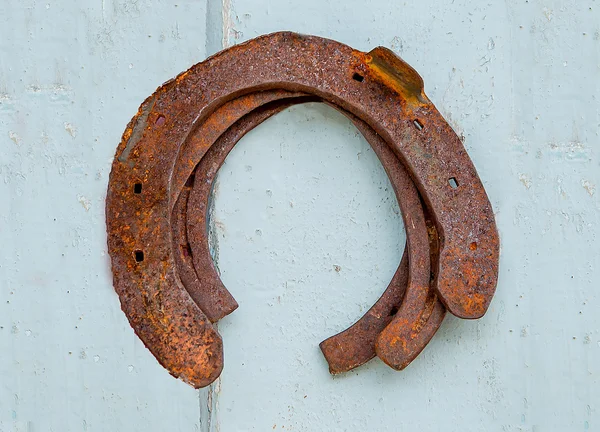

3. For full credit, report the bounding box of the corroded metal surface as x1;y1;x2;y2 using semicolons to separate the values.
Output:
106;32;499;388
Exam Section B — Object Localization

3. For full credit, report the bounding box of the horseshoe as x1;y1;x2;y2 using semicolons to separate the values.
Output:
106;32;499;388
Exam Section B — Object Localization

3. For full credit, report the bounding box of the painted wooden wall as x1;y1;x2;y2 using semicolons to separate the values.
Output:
1;1;598;430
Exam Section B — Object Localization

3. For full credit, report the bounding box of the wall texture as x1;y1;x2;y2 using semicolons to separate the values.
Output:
1;1;598;431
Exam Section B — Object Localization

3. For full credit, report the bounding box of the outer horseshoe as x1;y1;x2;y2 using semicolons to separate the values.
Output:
106;32;499;388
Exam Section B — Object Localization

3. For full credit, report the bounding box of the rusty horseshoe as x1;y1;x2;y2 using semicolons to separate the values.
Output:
106;32;499;388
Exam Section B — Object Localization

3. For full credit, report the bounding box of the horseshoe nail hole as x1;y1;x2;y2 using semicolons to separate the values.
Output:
413;119;424;131
155;115;166;126
469;242;478;251
181;243;192;257
134;250;144;262
352;72;364;82
389;306;399;316
133;183;142;194
448;177;459;189
184;173;195;188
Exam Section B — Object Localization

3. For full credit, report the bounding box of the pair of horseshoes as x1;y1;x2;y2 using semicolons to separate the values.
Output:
106;32;499;388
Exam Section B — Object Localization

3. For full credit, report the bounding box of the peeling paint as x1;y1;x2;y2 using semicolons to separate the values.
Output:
582;180;596;197
64;122;77;138
518;173;531;189
77;195;91;211
8;131;21;145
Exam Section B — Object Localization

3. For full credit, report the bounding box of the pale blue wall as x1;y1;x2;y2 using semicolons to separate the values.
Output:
1;1;599;431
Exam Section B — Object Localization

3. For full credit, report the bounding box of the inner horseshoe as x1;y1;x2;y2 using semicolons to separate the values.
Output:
180;93;445;374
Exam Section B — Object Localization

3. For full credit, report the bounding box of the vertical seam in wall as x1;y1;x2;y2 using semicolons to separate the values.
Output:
207;180;221;276
206;0;225;56
201;1;227;430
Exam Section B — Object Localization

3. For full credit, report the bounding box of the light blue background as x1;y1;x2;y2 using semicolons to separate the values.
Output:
1;1;598;430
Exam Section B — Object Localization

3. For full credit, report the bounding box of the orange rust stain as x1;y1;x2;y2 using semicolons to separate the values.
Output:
175;70;191;84
461;264;480;289
462;293;487;317
363;47;429;112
